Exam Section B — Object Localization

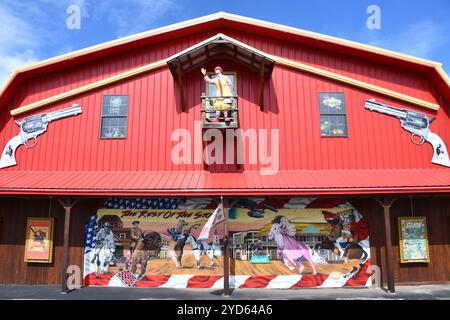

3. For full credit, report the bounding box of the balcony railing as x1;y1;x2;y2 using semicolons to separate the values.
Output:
201;93;239;128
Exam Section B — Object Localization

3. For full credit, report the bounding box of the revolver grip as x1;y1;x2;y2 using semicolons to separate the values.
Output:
427;132;450;167
0;135;23;169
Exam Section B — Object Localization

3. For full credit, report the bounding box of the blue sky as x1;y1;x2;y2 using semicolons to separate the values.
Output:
0;0;449;86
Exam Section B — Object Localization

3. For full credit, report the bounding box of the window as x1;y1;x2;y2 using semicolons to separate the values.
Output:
319;92;348;137
101;95;128;139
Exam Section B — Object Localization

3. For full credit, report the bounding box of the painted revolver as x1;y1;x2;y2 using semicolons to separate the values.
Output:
365;99;450;167
0;104;82;169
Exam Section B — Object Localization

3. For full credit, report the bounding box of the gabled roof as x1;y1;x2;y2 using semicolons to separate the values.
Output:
1;11;449;111
167;34;274;79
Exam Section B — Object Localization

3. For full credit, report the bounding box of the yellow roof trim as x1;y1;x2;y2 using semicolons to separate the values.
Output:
10;33;439;116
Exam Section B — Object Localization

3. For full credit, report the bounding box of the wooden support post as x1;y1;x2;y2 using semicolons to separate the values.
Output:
222;196;230;296
58;198;79;293
258;61;265;110
176;62;186;112
375;197;397;293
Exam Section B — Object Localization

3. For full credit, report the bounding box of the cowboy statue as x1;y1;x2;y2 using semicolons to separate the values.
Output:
129;220;143;257
91;221;116;263
201;66;234;122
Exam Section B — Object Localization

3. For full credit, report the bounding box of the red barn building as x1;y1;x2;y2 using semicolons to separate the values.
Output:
0;12;449;293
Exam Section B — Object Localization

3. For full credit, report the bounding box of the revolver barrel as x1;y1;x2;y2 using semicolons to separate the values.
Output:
42;104;82;123
365;99;407;119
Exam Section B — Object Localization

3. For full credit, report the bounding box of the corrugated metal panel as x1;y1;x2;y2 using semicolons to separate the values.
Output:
0;28;448;176
0;169;449;195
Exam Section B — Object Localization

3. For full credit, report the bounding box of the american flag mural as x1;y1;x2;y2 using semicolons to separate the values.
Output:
83;213;98;276
102;197;217;210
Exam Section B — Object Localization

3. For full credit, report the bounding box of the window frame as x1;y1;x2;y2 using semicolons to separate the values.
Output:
100;94;129;140
318;92;348;138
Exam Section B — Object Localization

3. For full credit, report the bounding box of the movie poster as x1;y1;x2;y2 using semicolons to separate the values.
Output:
398;216;430;263
24;217;54;263
83;197;372;288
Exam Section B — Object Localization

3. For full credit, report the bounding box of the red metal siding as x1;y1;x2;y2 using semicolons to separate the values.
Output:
0;28;449;174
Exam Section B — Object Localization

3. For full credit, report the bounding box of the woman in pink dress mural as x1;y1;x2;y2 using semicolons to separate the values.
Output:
268;215;326;275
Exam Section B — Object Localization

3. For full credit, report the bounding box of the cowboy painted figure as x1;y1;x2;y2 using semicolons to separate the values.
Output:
129;220;143;257
95;222;116;251
201;66;234;122
91;222;116;265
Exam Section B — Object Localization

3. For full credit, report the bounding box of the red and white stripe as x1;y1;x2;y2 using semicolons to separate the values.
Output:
84;260;372;289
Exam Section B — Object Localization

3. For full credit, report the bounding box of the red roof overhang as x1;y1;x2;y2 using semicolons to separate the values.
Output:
0;169;449;196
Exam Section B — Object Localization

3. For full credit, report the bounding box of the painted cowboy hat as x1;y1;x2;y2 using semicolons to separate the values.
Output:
132;221;140;225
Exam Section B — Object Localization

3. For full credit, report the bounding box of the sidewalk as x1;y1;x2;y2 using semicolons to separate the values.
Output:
0;284;449;300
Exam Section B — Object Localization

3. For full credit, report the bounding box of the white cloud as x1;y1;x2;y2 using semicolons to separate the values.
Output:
0;3;39;87
93;0;178;37
361;20;449;59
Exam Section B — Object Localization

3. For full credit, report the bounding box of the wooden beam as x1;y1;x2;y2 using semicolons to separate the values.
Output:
375;196;397;293
58;198;80;293
176;61;186;112
222;196;230;296
258;61;265;110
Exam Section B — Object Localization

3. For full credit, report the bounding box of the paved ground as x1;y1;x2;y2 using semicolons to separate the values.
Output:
0;284;449;300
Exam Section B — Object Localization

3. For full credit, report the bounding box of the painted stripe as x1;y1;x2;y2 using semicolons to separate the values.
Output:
84;272;114;286
134;275;171;287
158;275;193;288
229;275;251;288
239;275;277;288
319;275;350;288
292;274;329;288
108;274;129;287
211;277;224;289
266;275;303;289
187;276;224;288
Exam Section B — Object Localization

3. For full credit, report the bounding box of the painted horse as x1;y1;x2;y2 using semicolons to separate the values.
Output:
170;222;201;269
92;245;115;276
268;222;326;275
184;233;216;269
127;231;162;280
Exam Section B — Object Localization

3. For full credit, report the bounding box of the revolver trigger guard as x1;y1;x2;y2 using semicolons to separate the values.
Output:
411;133;425;145
24;137;38;148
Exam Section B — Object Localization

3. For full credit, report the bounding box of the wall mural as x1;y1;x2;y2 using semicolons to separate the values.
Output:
83;197;372;288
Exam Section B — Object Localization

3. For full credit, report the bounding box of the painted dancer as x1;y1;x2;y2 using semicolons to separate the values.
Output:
201;66;234;122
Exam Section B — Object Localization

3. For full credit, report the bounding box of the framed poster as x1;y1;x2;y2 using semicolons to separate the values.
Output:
398;216;430;263
24;218;55;263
